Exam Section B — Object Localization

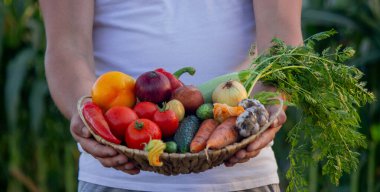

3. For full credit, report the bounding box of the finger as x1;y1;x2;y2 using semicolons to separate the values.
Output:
79;138;117;158
270;118;279;128
267;105;279;116
247;126;279;151
237;158;250;164
114;164;140;175
72;126;91;139
267;103;287;126
236;150;260;163
122;168;140;175
225;150;246;166
228;157;239;164
233;146;261;161
225;150;260;166
271;111;287;128
224;158;238;167
224;161;235;167
247;126;281;152
115;162;136;171
116;162;141;175
236;150;247;159
70;115;91;139
245;149;260;158
97;154;130;168
81;126;91;138
277;110;287;125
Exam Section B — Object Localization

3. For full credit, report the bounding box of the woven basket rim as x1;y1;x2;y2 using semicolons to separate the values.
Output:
77;96;282;161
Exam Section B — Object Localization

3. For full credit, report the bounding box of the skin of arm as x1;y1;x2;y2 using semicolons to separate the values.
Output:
225;0;303;166
40;0;139;174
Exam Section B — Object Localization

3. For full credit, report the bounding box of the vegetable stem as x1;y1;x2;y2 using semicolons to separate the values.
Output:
135;121;144;130
173;67;196;78
158;102;168;112
260;66;309;78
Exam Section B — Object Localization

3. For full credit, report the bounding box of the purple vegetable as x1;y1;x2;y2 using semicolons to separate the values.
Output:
135;71;172;104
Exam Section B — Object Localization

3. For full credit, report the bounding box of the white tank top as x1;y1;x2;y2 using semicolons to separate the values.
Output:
79;0;279;191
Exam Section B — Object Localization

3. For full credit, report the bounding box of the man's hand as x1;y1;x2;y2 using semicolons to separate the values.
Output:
70;113;140;175
225;104;286;167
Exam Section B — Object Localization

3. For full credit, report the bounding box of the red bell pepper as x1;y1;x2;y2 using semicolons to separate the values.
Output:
82;102;121;144
155;67;195;92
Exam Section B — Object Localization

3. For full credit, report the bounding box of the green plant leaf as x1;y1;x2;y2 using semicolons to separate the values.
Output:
5;48;35;130
239;30;375;191
26;19;42;50
306;28;338;42
29;79;48;133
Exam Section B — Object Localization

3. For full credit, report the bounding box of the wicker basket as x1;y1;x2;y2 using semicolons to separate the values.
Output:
77;96;282;175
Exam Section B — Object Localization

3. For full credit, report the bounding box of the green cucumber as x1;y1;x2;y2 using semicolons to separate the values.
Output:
173;115;200;153
197;71;248;103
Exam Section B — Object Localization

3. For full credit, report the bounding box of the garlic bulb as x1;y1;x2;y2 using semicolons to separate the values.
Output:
236;100;269;137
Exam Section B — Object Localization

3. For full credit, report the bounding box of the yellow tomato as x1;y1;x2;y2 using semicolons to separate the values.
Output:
166;99;185;121
92;71;136;110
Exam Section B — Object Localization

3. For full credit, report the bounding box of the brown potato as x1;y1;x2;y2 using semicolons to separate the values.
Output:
172;85;204;114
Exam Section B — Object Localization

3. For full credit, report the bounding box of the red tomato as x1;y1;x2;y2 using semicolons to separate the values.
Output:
105;106;138;141
153;109;179;138
133;102;158;119
125;119;162;150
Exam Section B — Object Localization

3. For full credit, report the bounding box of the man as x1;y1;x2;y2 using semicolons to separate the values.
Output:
40;0;302;191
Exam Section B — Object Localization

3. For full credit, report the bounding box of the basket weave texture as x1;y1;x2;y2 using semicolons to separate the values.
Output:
77;96;281;175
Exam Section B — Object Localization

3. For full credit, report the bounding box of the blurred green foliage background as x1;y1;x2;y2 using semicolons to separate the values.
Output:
1;0;379;191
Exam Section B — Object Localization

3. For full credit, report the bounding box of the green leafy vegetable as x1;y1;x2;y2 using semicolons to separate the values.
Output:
253;91;295;106
241;30;375;191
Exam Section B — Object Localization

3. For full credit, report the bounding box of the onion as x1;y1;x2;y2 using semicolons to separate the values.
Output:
135;71;172;104
212;80;248;107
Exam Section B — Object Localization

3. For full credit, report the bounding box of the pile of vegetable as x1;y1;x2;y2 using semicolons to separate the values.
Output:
81;30;375;191
83;66;258;165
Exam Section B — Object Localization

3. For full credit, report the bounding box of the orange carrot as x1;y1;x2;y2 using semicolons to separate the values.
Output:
190;119;219;153
205;117;238;150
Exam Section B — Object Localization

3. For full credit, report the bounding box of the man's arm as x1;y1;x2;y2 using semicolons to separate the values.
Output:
254;0;303;53
40;0;139;174
40;0;95;118
226;0;303;166
252;0;303;104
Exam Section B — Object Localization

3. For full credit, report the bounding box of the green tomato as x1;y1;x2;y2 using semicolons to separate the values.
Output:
164;141;178;153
